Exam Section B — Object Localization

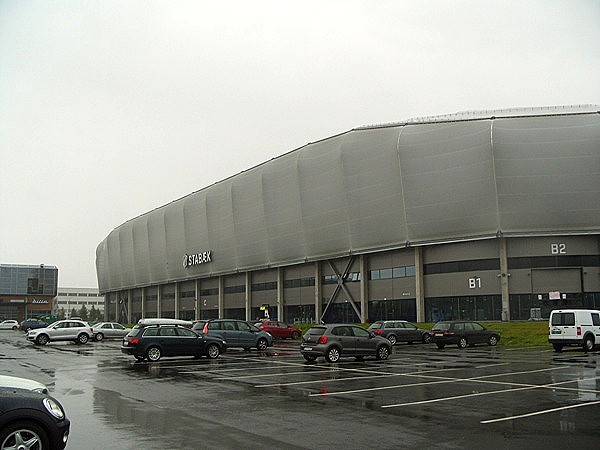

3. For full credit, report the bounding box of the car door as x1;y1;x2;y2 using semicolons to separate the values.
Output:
157;326;179;356
403;322;421;342
351;326;375;355
236;321;256;347
467;322;485;344
175;327;201;356
49;322;69;341
331;326;357;355
100;323;114;338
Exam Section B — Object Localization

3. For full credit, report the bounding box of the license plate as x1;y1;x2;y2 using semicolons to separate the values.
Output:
551;329;561;335
303;347;312;351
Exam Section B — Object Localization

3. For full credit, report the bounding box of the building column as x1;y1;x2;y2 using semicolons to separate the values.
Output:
360;255;368;323
141;288;146;319
103;294;109;321
277;268;284;322
499;237;510;321
195;279;200;321
157;286;162;318
127;289;132;324
245;272;251;321
415;247;425;323
174;282;180;319
314;262;322;323
218;276;224;318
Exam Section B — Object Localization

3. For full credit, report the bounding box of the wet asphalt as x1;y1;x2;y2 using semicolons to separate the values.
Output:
1;330;599;449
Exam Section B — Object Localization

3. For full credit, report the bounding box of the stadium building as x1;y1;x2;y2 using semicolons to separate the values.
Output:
96;105;600;324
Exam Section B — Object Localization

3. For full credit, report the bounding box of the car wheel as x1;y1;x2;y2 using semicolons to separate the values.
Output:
257;338;268;351
376;345;390;360
325;346;341;363
488;335;498;346
95;332;104;342
77;333;89;344
11;326;17;330
291;331;300;340
552;343;563;352
422;333;431;344
0;420;49;450
436;343;445;349
147;346;162;362
583;336;595;352
206;343;220;359
303;354;317;362
35;334;49;345
457;337;468;349
387;334;397;346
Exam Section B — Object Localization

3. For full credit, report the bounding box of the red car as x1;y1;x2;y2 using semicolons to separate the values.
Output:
255;321;302;339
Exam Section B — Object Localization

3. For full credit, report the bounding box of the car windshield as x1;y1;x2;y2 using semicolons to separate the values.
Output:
305;327;326;336
432;322;451;331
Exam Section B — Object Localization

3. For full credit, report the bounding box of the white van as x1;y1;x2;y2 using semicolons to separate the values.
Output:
548;309;600;352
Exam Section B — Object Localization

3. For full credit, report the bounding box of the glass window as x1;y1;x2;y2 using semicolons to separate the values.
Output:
159;327;177;336
370;270;380;280
236;322;251;331
143;327;159;337
351;326;369;338
472;323;484;331
380;269;393;279
176;327;196;337
592;313;600;326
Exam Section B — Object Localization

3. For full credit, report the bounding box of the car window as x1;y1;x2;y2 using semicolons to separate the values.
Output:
176;327;196;337
472;323;484;331
370;322;382;330
143;327;159;337
305;327;326;336
464;323;475;331
432;322;450;331
101;324;112;329
351;326;370;338
405;323;417;330
208;321;221;330
454;323;465;331
159;327;177;336
332;326;351;336
592;313;600;326
551;313;575;326
237;322;251;332
114;324;125;330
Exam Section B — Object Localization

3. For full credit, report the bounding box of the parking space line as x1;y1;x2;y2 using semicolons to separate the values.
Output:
215;369;334;380
309;367;577;397
480;400;600;424
381;376;600;409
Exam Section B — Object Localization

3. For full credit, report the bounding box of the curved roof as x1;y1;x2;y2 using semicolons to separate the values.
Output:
96;106;600;292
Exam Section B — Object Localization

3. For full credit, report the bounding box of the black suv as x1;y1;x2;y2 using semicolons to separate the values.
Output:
121;322;226;362
430;320;500;349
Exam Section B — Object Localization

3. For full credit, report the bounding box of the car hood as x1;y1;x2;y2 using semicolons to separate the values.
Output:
0;375;49;394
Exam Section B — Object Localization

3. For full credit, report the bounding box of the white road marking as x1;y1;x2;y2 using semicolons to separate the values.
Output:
481;400;600;424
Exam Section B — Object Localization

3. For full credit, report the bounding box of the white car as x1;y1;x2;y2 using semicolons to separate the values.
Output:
0;320;19;330
549;309;600;352
0;375;48;394
27;319;94;345
92;322;131;341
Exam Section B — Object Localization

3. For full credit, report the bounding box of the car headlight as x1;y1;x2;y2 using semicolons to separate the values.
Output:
43;398;65;420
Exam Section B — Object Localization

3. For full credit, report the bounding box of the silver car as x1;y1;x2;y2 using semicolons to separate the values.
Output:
27;320;94;345
92;322;131;341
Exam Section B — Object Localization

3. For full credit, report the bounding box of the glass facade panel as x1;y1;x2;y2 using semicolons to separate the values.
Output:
368;298;416;322
0;265;58;296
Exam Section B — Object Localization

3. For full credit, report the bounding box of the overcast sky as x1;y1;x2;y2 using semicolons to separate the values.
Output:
1;0;599;288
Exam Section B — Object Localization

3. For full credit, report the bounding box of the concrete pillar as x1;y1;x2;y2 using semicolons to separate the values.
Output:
499;237;510;321
415;247;425;323
127;289;132;324
314;262;322;323
141;288;146;319
157;286;162;318
277;268;284;322
360;255;368;323
103;294;109;321
218;276;224;318
174;282;180;319
245;272;251;321
195;279;200;321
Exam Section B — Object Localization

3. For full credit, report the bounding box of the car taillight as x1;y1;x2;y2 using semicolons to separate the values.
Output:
317;336;328;344
577;327;581;336
129;338;139;345
203;323;209;334
90;327;94;332
375;329;383;335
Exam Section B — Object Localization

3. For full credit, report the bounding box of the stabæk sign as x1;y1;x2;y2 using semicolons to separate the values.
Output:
183;251;212;268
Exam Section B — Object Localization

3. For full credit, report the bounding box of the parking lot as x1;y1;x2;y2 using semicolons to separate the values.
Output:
1;330;599;449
